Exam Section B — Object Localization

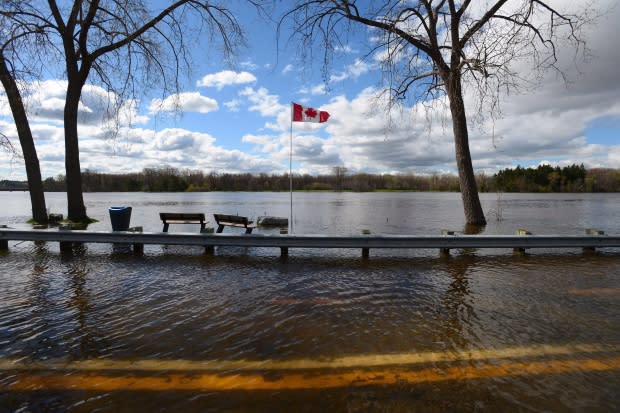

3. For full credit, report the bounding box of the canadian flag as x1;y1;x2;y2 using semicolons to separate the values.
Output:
292;102;330;123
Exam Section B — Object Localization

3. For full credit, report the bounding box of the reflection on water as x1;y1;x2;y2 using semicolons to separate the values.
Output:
1;192;620;411
63;254;105;360
1;251;619;412
438;257;479;352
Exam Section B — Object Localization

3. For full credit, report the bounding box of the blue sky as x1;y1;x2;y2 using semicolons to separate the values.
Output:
1;0;619;181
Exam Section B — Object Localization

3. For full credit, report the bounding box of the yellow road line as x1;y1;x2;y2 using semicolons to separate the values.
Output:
4;357;620;391
566;287;620;296
1;343;618;372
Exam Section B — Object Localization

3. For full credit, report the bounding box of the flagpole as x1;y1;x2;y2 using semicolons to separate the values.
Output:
289;101;329;234
289;103;293;234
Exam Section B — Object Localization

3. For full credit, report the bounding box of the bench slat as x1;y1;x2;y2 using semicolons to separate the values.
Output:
160;213;205;221
160;212;206;232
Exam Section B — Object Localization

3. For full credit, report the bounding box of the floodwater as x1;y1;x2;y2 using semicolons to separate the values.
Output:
1;191;619;412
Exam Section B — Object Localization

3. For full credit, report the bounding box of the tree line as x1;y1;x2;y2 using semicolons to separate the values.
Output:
23;165;619;193
494;164;620;193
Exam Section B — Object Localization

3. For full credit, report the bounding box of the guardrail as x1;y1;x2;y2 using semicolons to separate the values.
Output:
1;227;619;257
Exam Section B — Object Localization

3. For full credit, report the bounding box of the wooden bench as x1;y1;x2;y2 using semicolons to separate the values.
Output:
159;212;207;232
213;214;256;234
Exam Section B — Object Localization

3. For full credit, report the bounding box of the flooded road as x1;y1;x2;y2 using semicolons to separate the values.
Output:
1;192;619;411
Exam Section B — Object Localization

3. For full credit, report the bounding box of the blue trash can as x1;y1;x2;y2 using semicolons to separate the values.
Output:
109;206;132;231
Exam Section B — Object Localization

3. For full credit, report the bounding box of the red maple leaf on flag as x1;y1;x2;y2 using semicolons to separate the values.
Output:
304;107;317;118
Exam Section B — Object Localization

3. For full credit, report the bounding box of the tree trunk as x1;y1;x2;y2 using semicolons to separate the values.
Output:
0;56;48;224
446;74;487;226
64;81;86;221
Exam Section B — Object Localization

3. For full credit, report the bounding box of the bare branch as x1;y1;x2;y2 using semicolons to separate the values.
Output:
0;131;17;156
460;0;509;48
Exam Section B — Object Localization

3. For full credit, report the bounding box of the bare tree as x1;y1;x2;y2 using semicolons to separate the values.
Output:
1;2;51;224
282;0;591;225
2;0;260;222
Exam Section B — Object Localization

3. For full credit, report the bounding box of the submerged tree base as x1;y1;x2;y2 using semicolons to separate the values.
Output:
58;217;98;230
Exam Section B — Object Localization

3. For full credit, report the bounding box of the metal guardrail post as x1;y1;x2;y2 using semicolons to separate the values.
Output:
201;227;215;254
280;228;288;256
514;229;532;254
58;225;73;253
361;229;371;258
583;228;605;253
440;229;454;256
0;225;7;250
128;226;144;255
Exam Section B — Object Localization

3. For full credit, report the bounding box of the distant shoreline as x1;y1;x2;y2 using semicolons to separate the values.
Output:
3;164;619;193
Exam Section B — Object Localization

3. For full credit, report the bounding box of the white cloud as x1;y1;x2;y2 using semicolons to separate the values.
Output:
330;59;373;82
242;134;281;154
197;70;257;89
151;128;212;151
64;126;283;176
608;147;620;165
281;64;294;74
240;60;258;70
311;89;455;173
299;84;326;95
1;80;149;128
0;95;9;117
242;134;272;145
116;99;149;126
224;99;242;112
292;134;341;166
239;86;286;117
149;92;218;114
238;86;293;132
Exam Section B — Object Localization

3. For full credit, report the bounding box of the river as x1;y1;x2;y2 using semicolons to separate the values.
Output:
1;191;619;412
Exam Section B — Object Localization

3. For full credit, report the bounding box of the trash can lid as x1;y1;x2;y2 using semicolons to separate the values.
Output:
109;206;131;211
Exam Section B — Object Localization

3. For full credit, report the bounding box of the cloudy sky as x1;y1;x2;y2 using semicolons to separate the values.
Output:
1;1;619;181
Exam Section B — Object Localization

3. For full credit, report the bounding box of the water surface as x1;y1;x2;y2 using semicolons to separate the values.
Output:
1;192;619;412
